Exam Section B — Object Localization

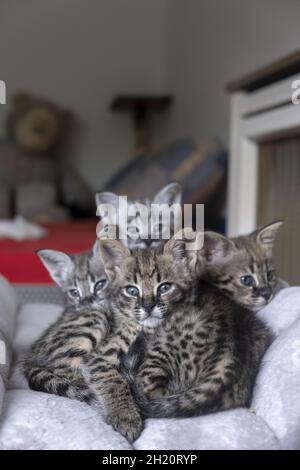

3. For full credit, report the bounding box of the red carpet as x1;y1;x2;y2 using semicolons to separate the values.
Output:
0;219;97;284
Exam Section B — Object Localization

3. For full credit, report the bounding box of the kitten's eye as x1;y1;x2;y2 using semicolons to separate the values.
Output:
94;279;106;292
128;226;140;234
127;226;140;240
69;288;80;298
125;285;140;297
153;223;163;234
240;275;255;287
267;270;275;282
158;282;172;294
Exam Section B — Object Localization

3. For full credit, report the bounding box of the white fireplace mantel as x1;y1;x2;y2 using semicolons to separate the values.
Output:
227;53;300;237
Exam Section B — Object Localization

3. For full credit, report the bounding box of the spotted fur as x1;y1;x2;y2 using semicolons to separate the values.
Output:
23;240;110;403
115;233;272;419
202;221;284;311
79;237;194;440
95;182;182;249
36;240;107;306
81;240;153;442
24;239;145;442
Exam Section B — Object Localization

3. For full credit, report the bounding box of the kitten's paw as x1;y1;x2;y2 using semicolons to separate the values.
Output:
106;407;143;443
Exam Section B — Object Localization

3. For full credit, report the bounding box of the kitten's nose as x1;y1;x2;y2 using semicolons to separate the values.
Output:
260;287;272;301
142;300;155;314
80;297;93;306
144;239;153;247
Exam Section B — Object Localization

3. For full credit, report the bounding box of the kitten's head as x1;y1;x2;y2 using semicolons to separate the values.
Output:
203;221;283;311
99;229;198;329
36;240;107;307
95;182;182;249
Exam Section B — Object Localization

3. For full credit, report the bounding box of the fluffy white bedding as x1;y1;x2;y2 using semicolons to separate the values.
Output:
0;275;299;450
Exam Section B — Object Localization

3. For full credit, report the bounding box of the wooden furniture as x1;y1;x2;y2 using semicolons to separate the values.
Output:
227;50;300;283
227;49;300;237
110;95;173;152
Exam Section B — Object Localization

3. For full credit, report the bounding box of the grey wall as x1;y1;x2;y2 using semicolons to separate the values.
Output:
163;0;300;146
0;0;167;190
1;0;300;192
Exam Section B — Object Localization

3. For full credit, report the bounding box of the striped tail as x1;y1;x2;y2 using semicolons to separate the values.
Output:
24;363;96;404
126;378;234;419
121;340;235;418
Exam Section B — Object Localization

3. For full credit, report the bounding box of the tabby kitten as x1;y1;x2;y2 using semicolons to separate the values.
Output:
95;182;182;249
107;232;272;419
23;240;110;403
81;239;152;443
26;239;145;442
36;240;106;307
202;221;284;311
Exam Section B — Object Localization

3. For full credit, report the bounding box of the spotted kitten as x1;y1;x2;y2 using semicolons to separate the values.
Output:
95;182;182;249
114;232;271;419
25;239;146;442
81;239;155;443
23;240;110;402
202;221;284;311
36;240;107;306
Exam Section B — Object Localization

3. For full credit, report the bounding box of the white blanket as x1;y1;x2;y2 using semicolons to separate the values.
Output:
0;275;299;450
0;275;18;413
0;216;47;241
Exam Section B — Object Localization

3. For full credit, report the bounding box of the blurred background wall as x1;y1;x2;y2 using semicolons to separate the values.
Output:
163;0;300;146
2;0;300;284
1;0;300;190
0;0;168;190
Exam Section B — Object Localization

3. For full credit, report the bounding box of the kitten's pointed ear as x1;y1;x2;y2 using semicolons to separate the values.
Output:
203;232;237;264
164;228;200;268
89;239;107;275
36;249;74;287
95;191;119;209
90;239;102;264
99;238;131;279
153;182;182;205
255;221;283;249
95;191;119;224
92;238;100;257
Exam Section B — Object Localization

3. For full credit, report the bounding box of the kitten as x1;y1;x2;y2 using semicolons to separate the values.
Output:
202;221;283;311
36;240;106;307
104;232;272;419
23;240;110;403
95;182;182;249
80;239;153;443
26;239;145;442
